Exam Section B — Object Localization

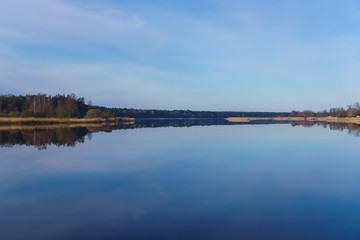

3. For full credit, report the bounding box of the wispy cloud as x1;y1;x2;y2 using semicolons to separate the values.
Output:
0;0;163;50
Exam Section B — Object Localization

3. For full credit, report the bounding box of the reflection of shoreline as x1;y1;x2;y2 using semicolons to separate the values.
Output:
0;122;133;131
307;116;360;124
0;127;91;150
0;122;132;150
2;119;360;150
0;117;134;124
226;118;360;137
0;119;289;150
226;117;305;122
291;121;360;136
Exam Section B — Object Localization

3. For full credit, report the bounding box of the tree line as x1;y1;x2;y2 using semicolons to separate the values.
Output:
0;93;88;118
290;103;360;118
0;93;290;119
91;106;290;118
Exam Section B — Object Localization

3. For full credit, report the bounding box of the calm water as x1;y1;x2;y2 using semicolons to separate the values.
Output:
1;121;360;239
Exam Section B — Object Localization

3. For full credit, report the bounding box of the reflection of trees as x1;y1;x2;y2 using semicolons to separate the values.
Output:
0;125;117;150
0;128;88;150
0;119;288;150
291;122;317;128
291;121;360;137
3;119;360;150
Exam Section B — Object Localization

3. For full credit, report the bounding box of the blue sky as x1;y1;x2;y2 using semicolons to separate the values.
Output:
1;0;360;111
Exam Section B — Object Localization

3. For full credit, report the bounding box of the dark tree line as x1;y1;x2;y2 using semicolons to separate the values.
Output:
0;93;88;118
90;106;290;118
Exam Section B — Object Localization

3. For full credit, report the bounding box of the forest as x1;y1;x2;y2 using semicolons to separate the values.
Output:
0;93;290;119
0;93;88;118
91;106;289;118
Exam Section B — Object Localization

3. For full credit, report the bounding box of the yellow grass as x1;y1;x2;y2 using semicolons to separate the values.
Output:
271;117;306;121
225;117;270;122
225;117;305;122
0;122;136;131
226;116;360;124
307;116;360;124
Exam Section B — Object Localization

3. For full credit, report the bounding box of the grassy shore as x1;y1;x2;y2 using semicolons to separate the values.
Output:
225;116;360;124
307;116;360;124
225;117;305;122
0;121;137;131
0;117;134;125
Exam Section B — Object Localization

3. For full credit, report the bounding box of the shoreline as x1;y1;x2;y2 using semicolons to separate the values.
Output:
225;116;360;124
307;116;360;124
2;116;360;128
0;122;135;131
225;117;305;122
0;117;134;125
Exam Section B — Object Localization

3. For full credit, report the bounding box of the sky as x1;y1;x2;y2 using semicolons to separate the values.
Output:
1;0;360;111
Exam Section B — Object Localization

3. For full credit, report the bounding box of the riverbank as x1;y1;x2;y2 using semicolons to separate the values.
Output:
0;117;134;125
307;116;360;124
225;116;360;124
225;117;305;122
0;121;136;131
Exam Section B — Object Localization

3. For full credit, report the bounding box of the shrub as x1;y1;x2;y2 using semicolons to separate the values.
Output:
86;109;101;118
101;110;115;119
347;108;359;118
20;109;34;118
8;111;19;117
336;110;347;118
34;111;46;118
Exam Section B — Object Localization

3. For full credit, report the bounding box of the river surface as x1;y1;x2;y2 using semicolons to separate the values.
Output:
1;121;360;239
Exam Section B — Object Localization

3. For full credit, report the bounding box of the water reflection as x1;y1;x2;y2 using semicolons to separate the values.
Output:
291;121;360;137
0;125;118;150
1;120;360;149
0;119;286;150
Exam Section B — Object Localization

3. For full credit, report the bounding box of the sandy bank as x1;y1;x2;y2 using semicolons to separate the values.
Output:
307;116;360;124
226;116;360;124
225;117;305;122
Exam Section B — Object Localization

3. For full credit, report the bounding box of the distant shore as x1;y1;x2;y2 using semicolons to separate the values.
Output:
0;117;134;125
225;116;360;124
225;117;305;122
307;116;360;124
2;116;360;127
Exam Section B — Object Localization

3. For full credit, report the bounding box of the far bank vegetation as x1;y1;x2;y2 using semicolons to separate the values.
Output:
0;93;115;119
290;103;360;119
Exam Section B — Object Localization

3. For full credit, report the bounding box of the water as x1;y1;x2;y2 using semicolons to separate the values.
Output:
1;121;360;239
